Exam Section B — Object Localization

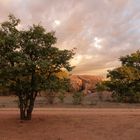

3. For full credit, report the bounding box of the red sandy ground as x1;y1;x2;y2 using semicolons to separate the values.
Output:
0;108;140;140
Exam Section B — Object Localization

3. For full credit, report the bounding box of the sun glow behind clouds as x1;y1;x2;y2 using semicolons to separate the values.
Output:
70;54;82;66
54;20;60;25
0;0;139;76
53;20;61;28
94;37;102;49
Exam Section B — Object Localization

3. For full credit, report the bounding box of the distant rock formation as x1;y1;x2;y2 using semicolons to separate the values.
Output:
70;75;103;94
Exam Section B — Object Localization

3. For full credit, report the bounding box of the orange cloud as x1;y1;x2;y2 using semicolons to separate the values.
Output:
0;0;140;76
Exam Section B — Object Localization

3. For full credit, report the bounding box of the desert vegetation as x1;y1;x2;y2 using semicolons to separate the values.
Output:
0;15;74;120
0;15;140;122
97;50;140;103
0;0;140;138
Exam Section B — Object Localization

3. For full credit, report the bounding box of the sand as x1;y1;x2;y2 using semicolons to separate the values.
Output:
0;108;140;140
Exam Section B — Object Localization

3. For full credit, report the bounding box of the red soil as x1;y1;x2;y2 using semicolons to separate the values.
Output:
0;108;140;140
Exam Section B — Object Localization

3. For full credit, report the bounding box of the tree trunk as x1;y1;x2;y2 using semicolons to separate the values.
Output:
26;109;32;120
19;93;36;120
26;97;34;120
18;70;37;120
19;100;34;120
19;96;26;120
20;107;25;120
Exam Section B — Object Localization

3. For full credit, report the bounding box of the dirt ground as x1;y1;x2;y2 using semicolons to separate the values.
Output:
0;108;140;140
1;96;140;108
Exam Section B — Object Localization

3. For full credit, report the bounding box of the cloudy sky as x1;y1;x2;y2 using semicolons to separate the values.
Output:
0;0;140;77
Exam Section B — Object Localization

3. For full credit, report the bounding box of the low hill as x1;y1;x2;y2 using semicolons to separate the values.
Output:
70;75;103;94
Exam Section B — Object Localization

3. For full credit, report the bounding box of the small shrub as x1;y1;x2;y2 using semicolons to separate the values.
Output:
46;91;55;104
98;92;103;101
90;100;97;105
58;91;65;103
72;92;84;105
112;91;140;103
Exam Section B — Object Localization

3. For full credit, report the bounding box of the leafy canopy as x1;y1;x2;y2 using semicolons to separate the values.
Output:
106;50;140;103
0;15;74;119
0;14;74;94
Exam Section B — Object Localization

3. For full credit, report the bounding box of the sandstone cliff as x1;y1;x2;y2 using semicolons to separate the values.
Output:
70;75;103;94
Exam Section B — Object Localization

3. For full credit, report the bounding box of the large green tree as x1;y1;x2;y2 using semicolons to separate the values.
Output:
0;15;74;120
106;50;140;103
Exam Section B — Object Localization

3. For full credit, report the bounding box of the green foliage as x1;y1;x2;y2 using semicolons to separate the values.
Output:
72;92;84;105
58;90;66;103
45;75;70;104
96;82;108;101
0;15;74;119
0;86;10;96
96;82;107;92
106;50;140;103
